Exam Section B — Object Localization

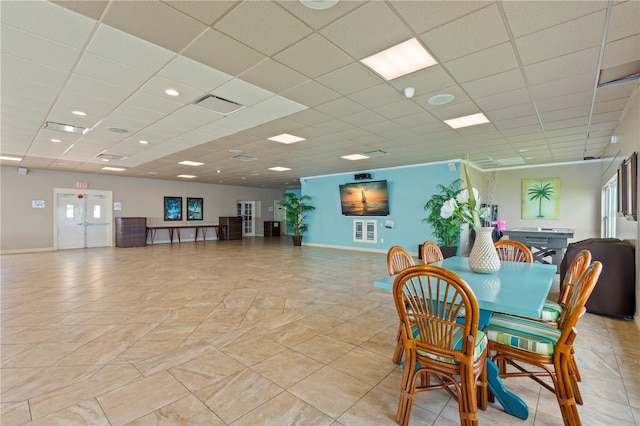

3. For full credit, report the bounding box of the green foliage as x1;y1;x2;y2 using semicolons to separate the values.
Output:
423;179;463;247
527;182;555;218
277;192;316;236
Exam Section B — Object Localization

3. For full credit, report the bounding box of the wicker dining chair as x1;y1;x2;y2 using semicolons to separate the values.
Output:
485;261;602;426
387;246;415;364
421;240;444;264
393;265;488;426
494;239;533;263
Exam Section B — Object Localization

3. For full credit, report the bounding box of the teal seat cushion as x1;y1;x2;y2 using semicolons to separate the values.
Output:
485;314;561;356
541;299;563;322
416;328;487;364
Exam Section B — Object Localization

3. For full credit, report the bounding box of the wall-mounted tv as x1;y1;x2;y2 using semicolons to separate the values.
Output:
339;180;389;216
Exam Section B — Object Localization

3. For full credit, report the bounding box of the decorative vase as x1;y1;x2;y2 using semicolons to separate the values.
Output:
468;227;501;274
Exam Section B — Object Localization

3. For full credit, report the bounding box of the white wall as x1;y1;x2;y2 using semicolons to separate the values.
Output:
0;167;283;252
492;162;602;242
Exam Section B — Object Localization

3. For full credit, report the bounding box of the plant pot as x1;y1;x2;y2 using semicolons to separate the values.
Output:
440;246;458;259
292;235;303;246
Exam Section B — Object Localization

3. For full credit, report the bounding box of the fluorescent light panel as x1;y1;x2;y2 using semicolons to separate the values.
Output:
268;133;305;144
360;38;437;81
0;155;22;161
102;166;125;171
177;174;197;178
268;167;291;171
178;161;204;166
341;154;368;161
444;113;490;129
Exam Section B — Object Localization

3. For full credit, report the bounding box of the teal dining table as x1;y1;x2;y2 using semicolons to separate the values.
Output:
374;256;557;420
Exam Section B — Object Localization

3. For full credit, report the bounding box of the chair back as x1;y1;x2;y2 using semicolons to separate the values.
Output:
557;261;602;338
558;250;591;306
392;265;480;364
494;239;533;263
387;246;415;275
421;241;444;264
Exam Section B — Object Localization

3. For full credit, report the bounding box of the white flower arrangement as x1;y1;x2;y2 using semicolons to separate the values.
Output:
440;161;489;229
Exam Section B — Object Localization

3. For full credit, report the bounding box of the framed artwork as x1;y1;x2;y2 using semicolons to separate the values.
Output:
187;197;203;221
522;178;560;220
164;196;182;221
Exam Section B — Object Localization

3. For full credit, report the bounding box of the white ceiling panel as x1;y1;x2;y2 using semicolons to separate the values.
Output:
1;1;638;187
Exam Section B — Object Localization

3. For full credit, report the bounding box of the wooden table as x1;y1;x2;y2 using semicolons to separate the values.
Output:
146;224;227;244
375;256;557;420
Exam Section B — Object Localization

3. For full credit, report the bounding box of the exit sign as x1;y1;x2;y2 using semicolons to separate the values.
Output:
77;182;88;189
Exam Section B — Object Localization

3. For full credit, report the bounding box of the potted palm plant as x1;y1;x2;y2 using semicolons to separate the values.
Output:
422;179;463;258
277;192;315;246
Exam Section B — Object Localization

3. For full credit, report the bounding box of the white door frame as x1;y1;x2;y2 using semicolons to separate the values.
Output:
54;188;113;249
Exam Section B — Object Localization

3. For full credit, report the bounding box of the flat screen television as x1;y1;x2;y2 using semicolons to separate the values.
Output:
339;180;389;216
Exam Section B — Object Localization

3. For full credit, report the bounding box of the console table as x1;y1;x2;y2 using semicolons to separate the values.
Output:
146;224;227;244
502;227;574;269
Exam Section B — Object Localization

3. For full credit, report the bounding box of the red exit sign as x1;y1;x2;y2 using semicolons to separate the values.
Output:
76;182;88;189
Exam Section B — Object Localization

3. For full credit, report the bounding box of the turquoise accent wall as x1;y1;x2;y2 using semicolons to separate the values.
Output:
301;161;461;253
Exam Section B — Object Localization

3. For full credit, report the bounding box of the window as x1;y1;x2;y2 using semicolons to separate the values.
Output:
66;205;74;219
353;219;377;243
93;205;101;219
603;175;617;238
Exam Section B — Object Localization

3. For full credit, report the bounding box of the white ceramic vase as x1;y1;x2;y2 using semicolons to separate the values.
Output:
468;226;501;274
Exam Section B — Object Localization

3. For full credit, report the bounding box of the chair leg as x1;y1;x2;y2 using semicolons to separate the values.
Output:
555;354;582;426
459;366;480;425
477;361;488;411
570;349;582;382
392;324;404;364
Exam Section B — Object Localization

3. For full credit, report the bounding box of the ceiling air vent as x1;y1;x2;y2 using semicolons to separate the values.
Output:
43;121;88;134
497;157;525;166
363;150;389;158
96;153;125;161
470;156;499;168
231;155;257;162
193;95;246;115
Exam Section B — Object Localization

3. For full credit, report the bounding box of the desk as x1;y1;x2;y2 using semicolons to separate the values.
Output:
375;256;556;420
502;227;574;269
146;224;226;244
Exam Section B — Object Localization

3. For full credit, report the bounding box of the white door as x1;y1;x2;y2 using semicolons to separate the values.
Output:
603;176;617;238
55;189;112;249
237;201;255;236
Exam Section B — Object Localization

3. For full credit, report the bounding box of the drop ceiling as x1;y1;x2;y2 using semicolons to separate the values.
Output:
1;0;638;189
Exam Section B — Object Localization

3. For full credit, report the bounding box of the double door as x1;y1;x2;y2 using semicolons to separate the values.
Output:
55;188;112;249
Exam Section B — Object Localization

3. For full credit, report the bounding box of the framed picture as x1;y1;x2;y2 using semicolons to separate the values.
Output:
187;197;203;221
164;196;182;221
521;178;561;220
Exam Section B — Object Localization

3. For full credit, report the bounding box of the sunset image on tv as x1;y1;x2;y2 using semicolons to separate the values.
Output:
339;180;389;216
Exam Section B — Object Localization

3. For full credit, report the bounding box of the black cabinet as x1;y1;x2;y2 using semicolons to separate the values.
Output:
219;216;242;240
264;221;281;237
115;217;147;247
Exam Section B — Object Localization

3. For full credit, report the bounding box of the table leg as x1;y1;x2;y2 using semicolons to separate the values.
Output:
201;227;207;243
168;228;174;243
194;227;200;242
176;229;181;243
486;359;529;420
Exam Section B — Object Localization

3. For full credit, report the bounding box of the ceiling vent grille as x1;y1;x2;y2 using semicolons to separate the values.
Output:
96;153;125;161
497;157;525;166
193;95;246;115
471;156;499;168
231;155;257;162
363;150;389;158
43;121;88;134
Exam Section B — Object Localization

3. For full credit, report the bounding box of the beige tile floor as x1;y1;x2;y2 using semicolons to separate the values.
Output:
1;237;638;425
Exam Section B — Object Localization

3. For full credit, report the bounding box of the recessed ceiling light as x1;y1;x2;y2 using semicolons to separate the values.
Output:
0;155;22;161
51;139;61;143
444;113;490;129
165;89;179;96
139;140;148;144
102;158;110;162
427;94;455;106
217;170;221;173
268;133;306;144
360;38;437;81
341;154;369;161
268;167;291;172
177;174;197;178
71;110;86;116
178;161;204;166
102;166;125;171
299;0;338;10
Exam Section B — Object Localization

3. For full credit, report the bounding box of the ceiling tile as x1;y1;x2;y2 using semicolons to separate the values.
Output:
239;59;307;95
104;0;206;53
274;34;353;78
443;42;519;83
391;1;489;34
602;34;640;68
461;68;526;99
214;1;311;56
1;24;81;71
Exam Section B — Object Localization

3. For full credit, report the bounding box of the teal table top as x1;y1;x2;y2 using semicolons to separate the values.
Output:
374;256;557;319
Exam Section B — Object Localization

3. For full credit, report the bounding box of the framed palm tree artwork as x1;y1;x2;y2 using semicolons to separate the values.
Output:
522;178;560;219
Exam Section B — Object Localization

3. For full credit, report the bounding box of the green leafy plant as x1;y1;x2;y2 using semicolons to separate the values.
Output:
440;161;489;229
277;192;315;237
423;179;464;247
527;182;555;218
